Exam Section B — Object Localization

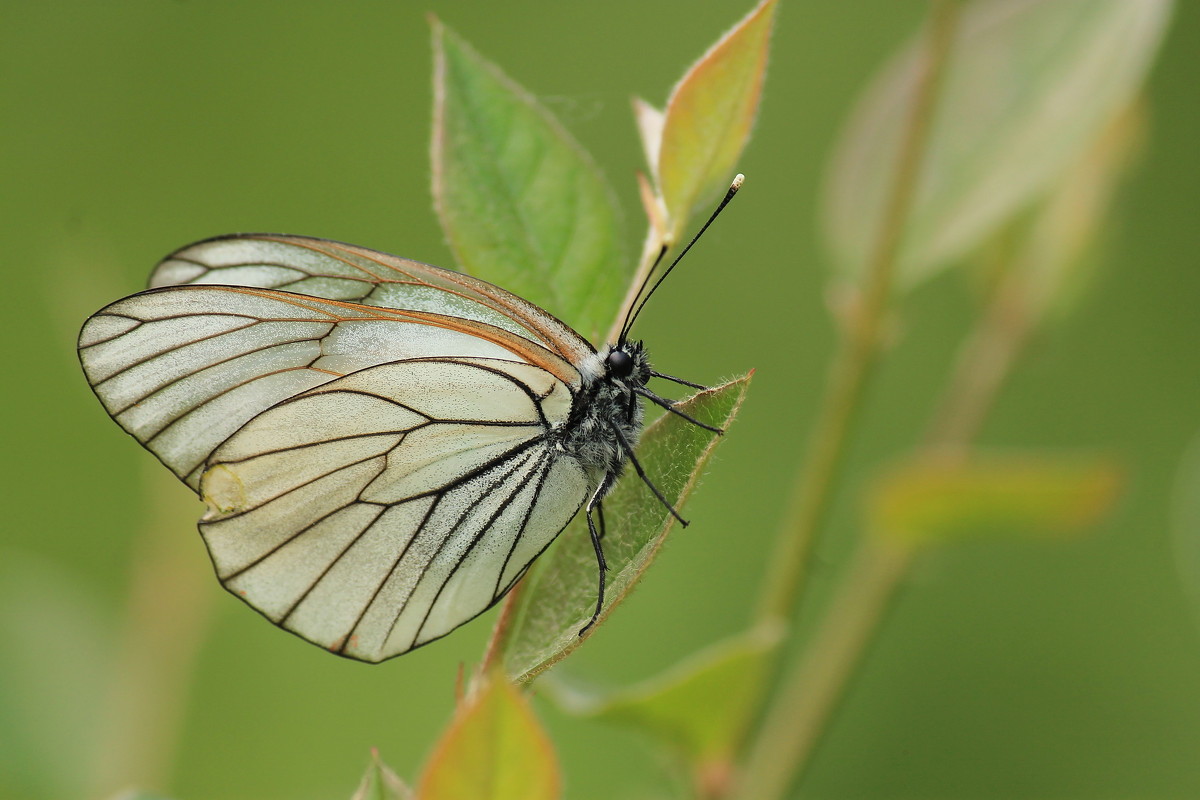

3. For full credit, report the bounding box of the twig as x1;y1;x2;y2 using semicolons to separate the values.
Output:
754;0;960;631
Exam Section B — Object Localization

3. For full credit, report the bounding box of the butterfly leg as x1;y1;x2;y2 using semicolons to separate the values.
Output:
607;422;689;527
579;476;614;636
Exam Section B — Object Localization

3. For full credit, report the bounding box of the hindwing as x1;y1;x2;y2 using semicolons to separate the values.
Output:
198;357;592;662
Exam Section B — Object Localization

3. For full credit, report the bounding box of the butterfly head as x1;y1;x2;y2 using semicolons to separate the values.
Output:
603;340;650;388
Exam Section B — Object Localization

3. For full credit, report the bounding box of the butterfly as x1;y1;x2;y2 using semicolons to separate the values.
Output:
78;182;738;663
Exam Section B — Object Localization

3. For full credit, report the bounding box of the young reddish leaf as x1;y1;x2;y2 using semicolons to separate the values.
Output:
416;673;559;800
824;0;1171;289
655;0;777;238
502;374;752;684
431;19;627;344
632;97;664;178
551;622;783;770
351;749;412;800
871;452;1123;545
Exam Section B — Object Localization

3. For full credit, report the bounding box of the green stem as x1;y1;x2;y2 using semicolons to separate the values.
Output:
733;4;962;797
87;464;215;798
478;569;525;676
735;230;1036;800
736;539;913;800
926;265;1035;449
754;0;960;628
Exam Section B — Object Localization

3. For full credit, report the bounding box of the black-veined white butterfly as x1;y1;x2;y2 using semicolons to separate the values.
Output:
78;180;740;663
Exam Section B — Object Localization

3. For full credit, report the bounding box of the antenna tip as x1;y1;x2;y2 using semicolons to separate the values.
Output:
731;173;745;192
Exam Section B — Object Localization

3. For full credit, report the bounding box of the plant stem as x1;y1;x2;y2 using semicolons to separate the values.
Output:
735;235;1036;800
754;0;960;627
926;266;1035;449
87;464;215;798
479;573;525;676
735;539;913;800
733;4;962;797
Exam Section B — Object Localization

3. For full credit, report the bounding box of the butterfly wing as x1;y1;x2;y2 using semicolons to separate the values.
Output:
78;236;608;661
78;284;580;489
148;233;596;368
199;356;593;662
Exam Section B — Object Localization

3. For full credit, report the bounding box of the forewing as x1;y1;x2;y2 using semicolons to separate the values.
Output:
197;358;592;662
78;285;579;489
149;233;596;364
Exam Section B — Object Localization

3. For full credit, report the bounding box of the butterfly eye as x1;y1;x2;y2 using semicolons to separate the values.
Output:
606;348;634;379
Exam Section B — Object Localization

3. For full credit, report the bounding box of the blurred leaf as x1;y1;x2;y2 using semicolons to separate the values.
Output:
503;374;753;683
431;19;627;344
871;452;1123;545
550;621;783;767
1171;428;1200;623
1016;99;1144;322
0;551;113;800
655;0;777;239
351;749;412;800
106;792;176;800
416;672;559;800
824;0;1172;288
632;97;665;179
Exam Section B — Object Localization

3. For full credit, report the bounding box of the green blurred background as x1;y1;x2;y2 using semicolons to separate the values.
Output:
3;2;1199;798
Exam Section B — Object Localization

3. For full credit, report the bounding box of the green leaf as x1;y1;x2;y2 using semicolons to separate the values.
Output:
870;452;1123;545
431;19;627;344
1013;100;1144;323
416;672;559;800
824;0;1172;288
655;0;777;239
502;374;753;683
1171;429;1200;622
550;622;783;767
350;749;411;800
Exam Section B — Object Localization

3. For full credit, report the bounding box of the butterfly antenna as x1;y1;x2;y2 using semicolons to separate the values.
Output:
618;173;743;344
616;242;669;346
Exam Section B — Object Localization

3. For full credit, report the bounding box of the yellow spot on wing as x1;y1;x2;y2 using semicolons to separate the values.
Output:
201;464;247;516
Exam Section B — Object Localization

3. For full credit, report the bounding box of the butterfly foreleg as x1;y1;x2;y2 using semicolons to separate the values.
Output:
649;369;710;391
634;386;723;434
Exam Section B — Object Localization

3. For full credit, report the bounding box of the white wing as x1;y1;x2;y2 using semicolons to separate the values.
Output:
78;235;604;661
148;233;596;375
78;284;577;489
198;357;594;662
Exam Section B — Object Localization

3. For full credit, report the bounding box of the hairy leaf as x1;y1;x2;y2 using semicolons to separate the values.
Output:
503;374;752;683
550;621;783;765
431;20;627;344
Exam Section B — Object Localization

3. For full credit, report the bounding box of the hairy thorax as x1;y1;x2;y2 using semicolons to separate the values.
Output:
557;341;650;485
